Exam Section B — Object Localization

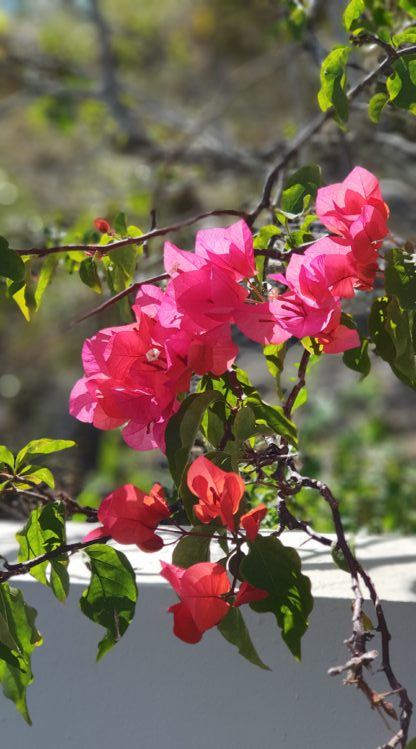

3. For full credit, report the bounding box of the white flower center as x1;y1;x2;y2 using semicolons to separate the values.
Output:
146;347;161;362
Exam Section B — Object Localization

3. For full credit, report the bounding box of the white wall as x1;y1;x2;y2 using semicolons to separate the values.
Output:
0;525;415;749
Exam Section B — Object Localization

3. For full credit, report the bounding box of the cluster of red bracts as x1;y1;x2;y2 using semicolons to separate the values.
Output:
160;562;267;644
70;166;389;455
84;457;268;643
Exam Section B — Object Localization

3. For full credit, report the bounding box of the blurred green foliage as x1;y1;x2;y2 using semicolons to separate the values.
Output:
257;371;416;534
76;430;163;511
0;0;415;532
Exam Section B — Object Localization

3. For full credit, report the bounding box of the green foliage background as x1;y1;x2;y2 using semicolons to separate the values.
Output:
0;0;416;532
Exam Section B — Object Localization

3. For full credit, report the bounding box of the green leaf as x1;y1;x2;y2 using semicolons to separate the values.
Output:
331;540;356;573
126;224;143;241
286;229;315;250
0;661;31;724
301;213;318;231
8;259;36;321
246;397;297;447
16;502;68;595
201;397;228;448
0;661;32;724
0;446;14;470
343;338;371;377
233;406;256;441
35;255;58;308
369;297;396;362
0;584;42;724
0;643;24;672
405;739;416;749
80;544;137;660
114;211;127;236
97;233;113;248
16;438;75;468
253;225;281;250
385;248;416;309
292;386;308;411
105;245;138;294
318;46;351;123
282;165;321;215
393;30;416;47
79;257;102;294
172;526;212;568
399;0;416;18
361;611;375;632
19;465;55;488
241;536;313;659
198;372;239;408
228;548;245;580
264;343;286;397
301;337;324;356
16;511;48;585
285;1;308;39
10;279;31;321
0;586;41;655
369;296;416;389
0;608;20;652
203;450;233;472
165;391;221;487
207;368;297;446
0;237;25;282
386;57;416;113
49;558;70;603
343;0;364;31
217;607;270;670
368;91;388;123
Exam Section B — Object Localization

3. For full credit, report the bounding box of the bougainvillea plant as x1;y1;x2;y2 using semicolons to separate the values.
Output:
1;1;416;747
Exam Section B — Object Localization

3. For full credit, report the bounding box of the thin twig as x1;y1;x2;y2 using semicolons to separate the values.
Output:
73;272;169;324
12;209;248;258
296;475;413;749
284;349;311;417
0;535;110;583
1;478;98;519
248;44;416;224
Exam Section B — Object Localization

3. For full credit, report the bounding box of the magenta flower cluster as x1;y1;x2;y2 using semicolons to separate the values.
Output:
70;166;389;452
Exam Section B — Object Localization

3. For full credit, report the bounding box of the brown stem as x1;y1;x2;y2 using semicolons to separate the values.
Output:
12;209;247;258
1;479;98;519
296;475;413;749
353;32;399;60
0;525;237;585
73;272;169;324
0;535;110;584
283;348;311;418
275;499;332;548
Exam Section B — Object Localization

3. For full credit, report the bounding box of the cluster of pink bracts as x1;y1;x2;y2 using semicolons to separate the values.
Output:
84;456;269;643
70;167;389;453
